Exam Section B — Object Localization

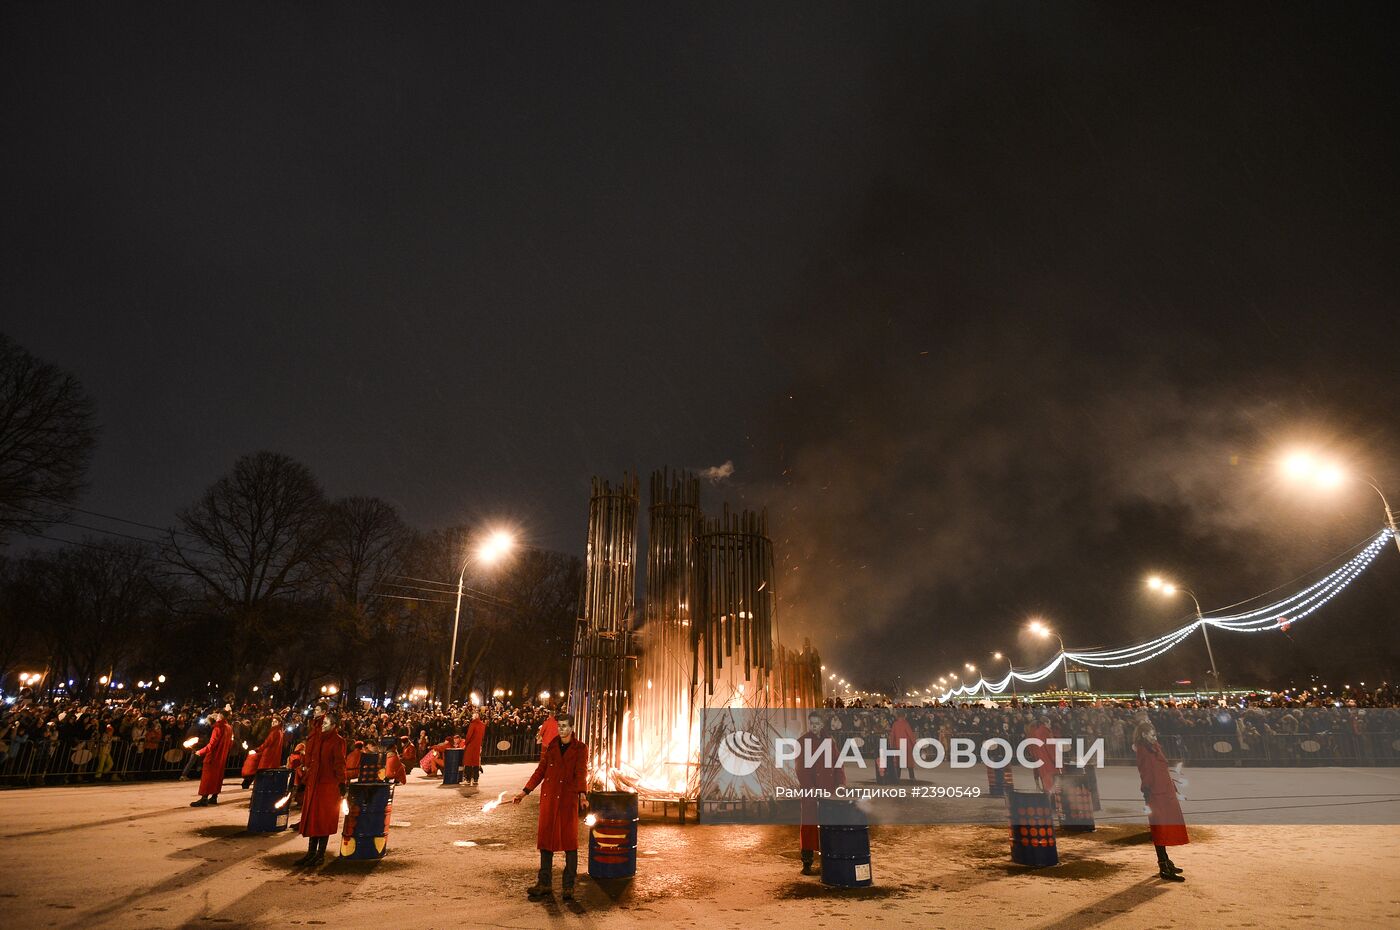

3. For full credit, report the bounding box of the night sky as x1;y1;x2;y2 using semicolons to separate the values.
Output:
4;4;1397;694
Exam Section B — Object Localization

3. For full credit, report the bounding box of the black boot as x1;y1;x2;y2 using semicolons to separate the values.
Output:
207;795;218;805
562;850;578;900
1156;845;1185;881
190;796;208;807
801;850;816;875
294;840;316;867
528;850;553;897
310;836;328;866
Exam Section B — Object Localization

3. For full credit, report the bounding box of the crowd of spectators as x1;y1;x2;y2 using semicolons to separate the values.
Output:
0;690;559;785
816;683;1400;764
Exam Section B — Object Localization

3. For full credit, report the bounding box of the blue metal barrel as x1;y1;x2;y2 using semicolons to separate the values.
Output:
357;751;383;783
1009;788;1058;867
1059;772;1096;833
341;782;395;860
247;767;292;833
442;747;465;784
587;790;639;879
817;799;873;887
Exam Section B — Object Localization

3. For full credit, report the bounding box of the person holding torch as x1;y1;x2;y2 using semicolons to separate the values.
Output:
190;710;232;807
511;713;588;901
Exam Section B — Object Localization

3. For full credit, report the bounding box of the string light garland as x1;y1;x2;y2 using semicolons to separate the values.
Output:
937;528;1394;701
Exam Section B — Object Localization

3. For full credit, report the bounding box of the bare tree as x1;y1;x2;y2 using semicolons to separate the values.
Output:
319;497;413;609
0;334;96;543
166;451;327;688
314;496;414;695
12;540;160;697
168;451;327;609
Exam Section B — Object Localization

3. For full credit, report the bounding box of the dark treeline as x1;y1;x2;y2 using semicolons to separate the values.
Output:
0;448;581;706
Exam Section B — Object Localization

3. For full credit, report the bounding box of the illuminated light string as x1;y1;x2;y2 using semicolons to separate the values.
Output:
938;528;1393;701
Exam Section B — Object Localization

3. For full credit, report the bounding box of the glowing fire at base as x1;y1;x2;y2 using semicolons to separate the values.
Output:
481;791;509;813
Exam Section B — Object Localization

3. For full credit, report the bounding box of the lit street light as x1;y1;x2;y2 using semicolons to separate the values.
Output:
447;528;517;705
1028;618;1070;691
1147;575;1222;700
1279;451;1400;557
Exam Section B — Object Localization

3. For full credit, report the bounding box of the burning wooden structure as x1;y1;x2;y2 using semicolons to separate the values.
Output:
567;468;824;803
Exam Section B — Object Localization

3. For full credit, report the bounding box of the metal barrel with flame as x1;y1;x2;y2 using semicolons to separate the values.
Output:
587;790;639;879
247;767;293;833
341;782;395;860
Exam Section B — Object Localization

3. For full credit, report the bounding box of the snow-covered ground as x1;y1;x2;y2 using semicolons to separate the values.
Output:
2;763;1397;929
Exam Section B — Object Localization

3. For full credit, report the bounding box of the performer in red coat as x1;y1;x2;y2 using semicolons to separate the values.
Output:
537;713;558;759
1134;714;1187;882
398;736;418;774
241;716;285;788
1027;717;1061;796
191;712;232;806
256;717;285;770
463;711;487;786
883;712;918;783
295;709;347;867
796;711;847;875
512;713;588;901
384;749;408;784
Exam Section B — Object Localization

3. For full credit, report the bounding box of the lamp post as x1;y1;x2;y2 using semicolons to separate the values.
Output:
1028;619;1069;692
993;651;1017;699
446;530;516;706
1146;576;1222;701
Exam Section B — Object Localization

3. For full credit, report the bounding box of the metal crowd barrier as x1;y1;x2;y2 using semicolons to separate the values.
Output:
0;735;253;787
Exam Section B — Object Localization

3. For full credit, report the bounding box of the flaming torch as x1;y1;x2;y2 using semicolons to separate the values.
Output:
341;798;350;816
182;737;199;749
584;813;597;827
274;794;292;810
481;791;509;813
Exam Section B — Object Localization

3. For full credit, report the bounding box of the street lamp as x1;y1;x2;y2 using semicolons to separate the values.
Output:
447;528;517;705
1028;619;1070;691
1146;575;1223;701
1278;451;1400;557
993;651;1017;698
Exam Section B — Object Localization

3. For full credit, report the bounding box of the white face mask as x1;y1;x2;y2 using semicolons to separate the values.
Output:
557;720;574;740
322;716;332;732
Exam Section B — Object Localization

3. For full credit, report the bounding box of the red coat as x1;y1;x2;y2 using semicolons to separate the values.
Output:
399;742;418;772
523;738;587;851
384;755;408;784
797;729;847;851
1136;740;1189;846
1029;723;1060;794
538;716;558;757
299;726;347;838
885;717;917;771
196;720;233;796
463;719;486;766
255;726;284;770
